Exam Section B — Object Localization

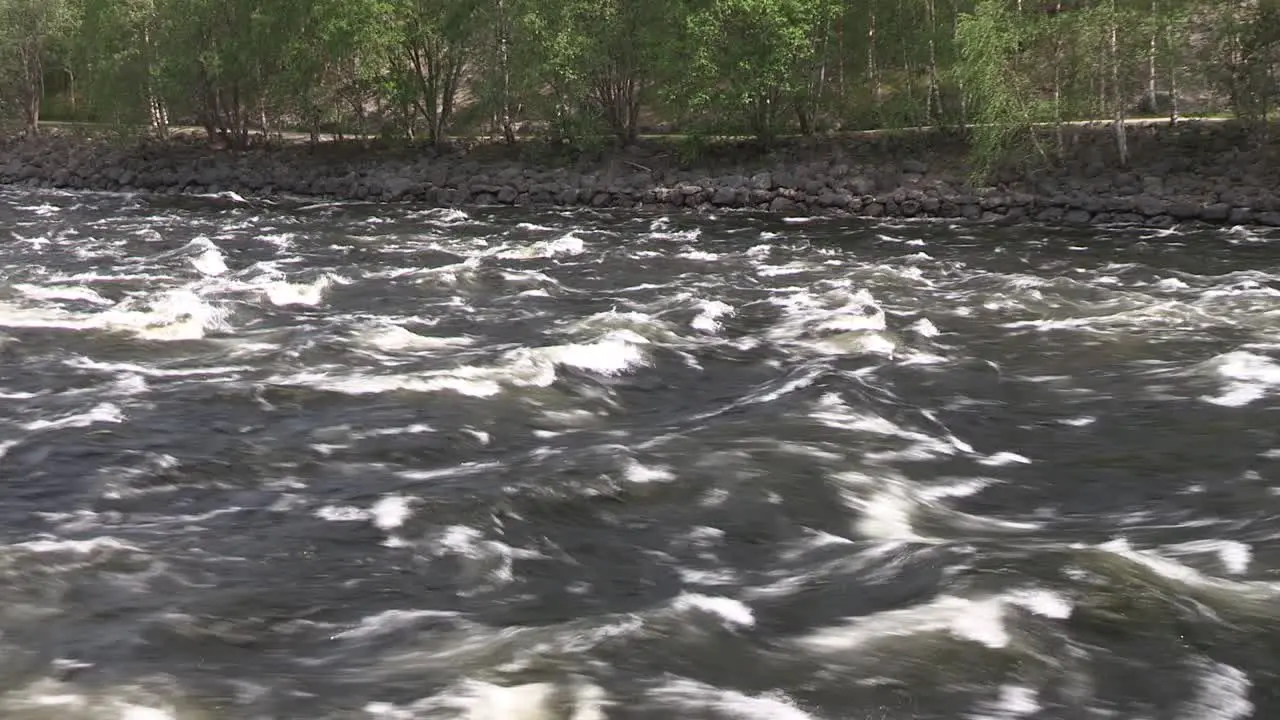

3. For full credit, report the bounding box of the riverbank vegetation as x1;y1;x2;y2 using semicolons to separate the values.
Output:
1;0;1278;174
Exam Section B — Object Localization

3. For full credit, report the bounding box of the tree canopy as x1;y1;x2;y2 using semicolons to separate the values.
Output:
1;0;1278;167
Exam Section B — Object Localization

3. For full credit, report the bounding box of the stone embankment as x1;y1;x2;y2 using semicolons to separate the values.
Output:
2;123;1279;227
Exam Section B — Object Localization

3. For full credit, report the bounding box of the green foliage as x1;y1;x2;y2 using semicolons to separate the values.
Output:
956;0;1040;179
664;0;840;143
0;0;77;133
0;0;1277;161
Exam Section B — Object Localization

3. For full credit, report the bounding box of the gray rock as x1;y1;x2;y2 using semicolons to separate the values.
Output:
1200;203;1230;222
816;191;841;208
1257;211;1280;227
1219;189;1247;207
768;196;797;213
711;186;738;206
1167;201;1200;220
901;159;928;174
1037;207;1065;223
750;172;773;190
847;176;876;195
385;176;416;199
1064;209;1092;224
1134;195;1167;217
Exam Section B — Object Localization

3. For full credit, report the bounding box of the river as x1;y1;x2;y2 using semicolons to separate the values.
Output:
0;188;1278;719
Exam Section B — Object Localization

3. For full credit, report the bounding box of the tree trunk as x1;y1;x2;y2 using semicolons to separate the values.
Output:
926;0;940;124
1053;2;1064;154
867;0;880;102
1111;1;1128;166
497;0;516;144
1168;20;1178;124
19;41;43;137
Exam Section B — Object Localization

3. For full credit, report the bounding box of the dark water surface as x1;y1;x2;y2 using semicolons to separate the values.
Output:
1;188;1278;719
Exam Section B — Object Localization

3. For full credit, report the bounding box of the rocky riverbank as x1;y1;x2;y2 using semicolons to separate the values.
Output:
3;122;1279;227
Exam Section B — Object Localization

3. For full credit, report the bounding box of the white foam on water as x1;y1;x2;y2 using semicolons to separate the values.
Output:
649;226;701;243
497;232;585;259
535;329;651;376
1157;277;1192;290
978;451;1032;467
848;481;932;543
843;467;1042;545
352;423;437;438
0;679;180;720
63;356;251;378
1164;539;1253;575
12;536;141;555
671;593;756;629
1091;538;1280;598
366;678;608;720
797;593;1018;654
811;393;962;463
334;609;461;641
14;283;112;305
262;274;334;306
371;495;414;532
97;288;231;341
910;317;940;337
185;237;228;276
965;685;1041;720
13;202;61;216
119;706;176;720
756;262;813;278
1178;659;1253;720
647;679;816;720
1005;588;1074;619
415;525;545;586
356;325;475;353
1199;350;1280;407
0;300;91;329
268;355;554;398
622;458;676;484
256;232;295;249
917;476;999;501
315;505;370;522
23;402;125;431
691;299;734;333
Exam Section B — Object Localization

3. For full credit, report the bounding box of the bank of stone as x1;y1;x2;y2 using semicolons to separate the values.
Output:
2;122;1278;227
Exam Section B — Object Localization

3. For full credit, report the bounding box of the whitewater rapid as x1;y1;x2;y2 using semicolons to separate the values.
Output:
0;188;1277;719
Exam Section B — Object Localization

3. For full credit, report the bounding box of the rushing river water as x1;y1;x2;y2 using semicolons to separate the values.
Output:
1;188;1279;719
